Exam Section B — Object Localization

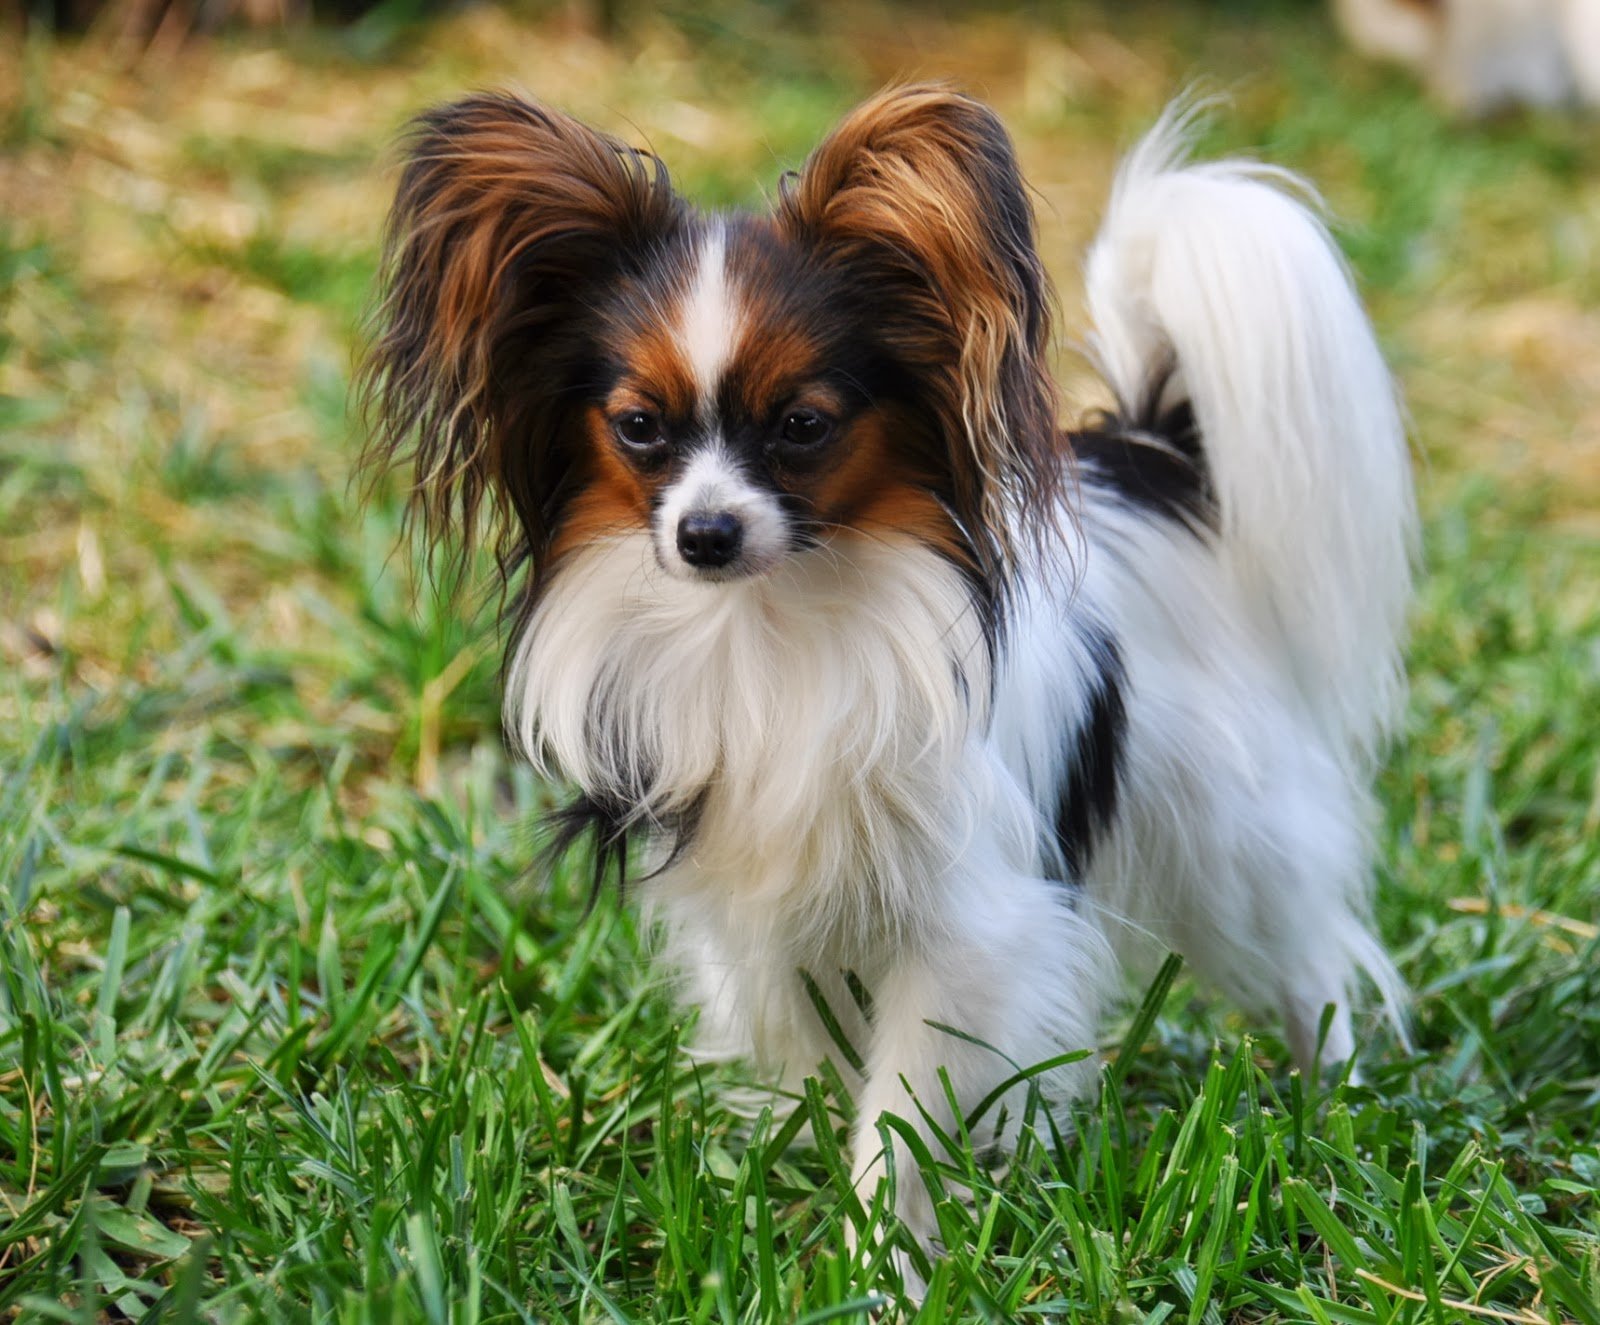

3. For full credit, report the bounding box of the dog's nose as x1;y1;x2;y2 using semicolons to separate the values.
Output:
677;511;744;568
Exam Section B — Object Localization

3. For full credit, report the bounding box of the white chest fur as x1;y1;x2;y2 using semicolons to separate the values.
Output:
506;534;996;964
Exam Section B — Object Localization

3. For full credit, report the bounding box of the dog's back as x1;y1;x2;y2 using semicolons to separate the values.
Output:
991;106;1415;1067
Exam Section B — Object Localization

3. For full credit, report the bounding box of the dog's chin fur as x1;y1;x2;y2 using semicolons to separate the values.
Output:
362;87;1417;1258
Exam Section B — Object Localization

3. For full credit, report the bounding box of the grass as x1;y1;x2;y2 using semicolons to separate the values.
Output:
2;0;1599;1318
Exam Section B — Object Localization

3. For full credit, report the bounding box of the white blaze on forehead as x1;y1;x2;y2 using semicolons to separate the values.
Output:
669;445;745;513
678;224;738;409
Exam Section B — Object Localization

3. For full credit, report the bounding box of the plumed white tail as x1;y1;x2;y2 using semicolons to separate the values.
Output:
1085;105;1417;768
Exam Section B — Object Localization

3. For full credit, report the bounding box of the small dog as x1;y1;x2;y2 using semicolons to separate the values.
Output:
361;85;1415;1254
1336;0;1600;112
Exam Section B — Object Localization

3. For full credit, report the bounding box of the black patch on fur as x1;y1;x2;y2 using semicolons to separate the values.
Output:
539;792;635;908
1071;367;1215;534
1053;628;1127;882
539;787;706;912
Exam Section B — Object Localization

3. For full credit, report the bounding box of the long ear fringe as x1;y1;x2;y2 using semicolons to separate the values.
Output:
778;82;1065;599
537;789;708;915
356;92;685;587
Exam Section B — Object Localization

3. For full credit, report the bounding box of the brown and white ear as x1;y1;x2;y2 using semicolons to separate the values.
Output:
359;92;685;577
778;83;1061;584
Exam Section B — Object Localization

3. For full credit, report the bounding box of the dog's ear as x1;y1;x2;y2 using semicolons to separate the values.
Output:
778;83;1061;588
359;92;686;579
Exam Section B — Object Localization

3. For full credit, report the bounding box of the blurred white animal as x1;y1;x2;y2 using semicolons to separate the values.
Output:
1336;0;1600;111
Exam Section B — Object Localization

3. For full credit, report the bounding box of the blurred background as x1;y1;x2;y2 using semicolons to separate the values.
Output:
3;0;1597;798
2;1;1598;1316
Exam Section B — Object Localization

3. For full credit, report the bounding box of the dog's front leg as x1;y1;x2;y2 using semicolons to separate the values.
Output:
846;958;991;1256
844;881;1107;1285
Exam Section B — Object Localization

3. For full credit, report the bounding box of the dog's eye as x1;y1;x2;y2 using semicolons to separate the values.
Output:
615;410;664;448
780;409;831;447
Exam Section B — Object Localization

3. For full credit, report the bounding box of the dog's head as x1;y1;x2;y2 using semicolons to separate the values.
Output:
360;84;1061;618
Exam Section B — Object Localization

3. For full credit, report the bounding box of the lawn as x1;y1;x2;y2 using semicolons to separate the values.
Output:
2;1;1598;1319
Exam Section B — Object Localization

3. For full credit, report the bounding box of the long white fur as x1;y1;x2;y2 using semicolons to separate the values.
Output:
1086;103;1415;771
505;110;1415;1249
1074;105;1415;1051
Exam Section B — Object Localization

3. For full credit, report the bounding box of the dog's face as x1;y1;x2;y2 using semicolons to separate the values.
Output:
361;85;1062;611
563;216;949;584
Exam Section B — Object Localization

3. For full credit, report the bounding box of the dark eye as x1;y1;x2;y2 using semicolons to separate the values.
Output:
780;409;831;447
615;410;664;448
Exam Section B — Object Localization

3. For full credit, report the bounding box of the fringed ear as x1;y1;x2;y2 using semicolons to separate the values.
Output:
358;92;686;583
778;83;1062;592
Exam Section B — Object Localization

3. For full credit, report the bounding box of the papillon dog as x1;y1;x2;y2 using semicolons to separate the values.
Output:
360;85;1415;1255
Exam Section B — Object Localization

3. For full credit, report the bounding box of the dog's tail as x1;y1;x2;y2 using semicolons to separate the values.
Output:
1084;103;1416;767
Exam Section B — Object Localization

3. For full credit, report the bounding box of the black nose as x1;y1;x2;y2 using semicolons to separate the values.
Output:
677;511;744;568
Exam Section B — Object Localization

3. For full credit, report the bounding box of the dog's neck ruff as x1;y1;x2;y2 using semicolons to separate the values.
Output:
506;534;993;954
